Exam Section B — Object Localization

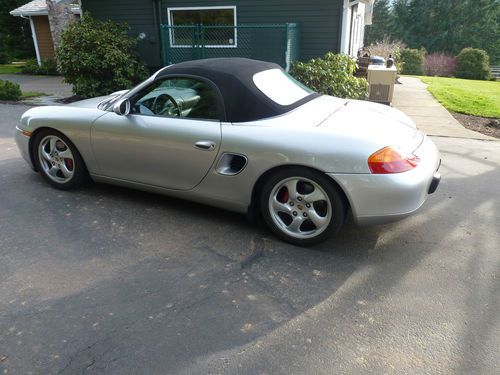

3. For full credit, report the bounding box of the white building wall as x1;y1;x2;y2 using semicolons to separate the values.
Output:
340;0;372;57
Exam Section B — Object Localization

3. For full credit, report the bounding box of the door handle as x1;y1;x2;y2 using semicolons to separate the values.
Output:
194;141;216;151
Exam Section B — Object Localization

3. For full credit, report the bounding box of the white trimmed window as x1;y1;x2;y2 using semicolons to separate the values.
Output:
167;6;237;48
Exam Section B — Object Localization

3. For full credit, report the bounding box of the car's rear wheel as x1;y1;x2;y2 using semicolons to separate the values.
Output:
260;168;346;246
33;129;88;190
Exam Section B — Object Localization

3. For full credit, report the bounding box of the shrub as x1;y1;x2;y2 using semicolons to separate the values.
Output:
290;52;368;100
367;37;405;73
22;59;59;75
21;59;39;74
455;48;490;80
0;35;10;64
57;13;149;98
400;48;425;75
424;53;457;77
0;50;10;64
0;80;22;101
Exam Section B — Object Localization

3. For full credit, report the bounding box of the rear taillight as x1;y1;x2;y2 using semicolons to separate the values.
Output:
368;146;420;174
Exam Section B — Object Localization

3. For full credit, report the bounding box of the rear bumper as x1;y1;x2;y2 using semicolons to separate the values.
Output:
328;136;441;226
428;171;441;194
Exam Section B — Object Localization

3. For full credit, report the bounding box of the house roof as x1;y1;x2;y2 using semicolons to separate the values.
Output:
10;0;81;17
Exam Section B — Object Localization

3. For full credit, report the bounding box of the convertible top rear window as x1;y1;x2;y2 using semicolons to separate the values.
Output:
253;69;314;106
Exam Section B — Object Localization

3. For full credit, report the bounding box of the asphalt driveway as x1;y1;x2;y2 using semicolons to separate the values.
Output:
0;74;73;98
0;103;498;374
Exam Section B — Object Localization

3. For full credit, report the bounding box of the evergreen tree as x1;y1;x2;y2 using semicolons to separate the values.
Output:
388;0;500;64
0;0;35;61
389;0;412;43
456;0;500;64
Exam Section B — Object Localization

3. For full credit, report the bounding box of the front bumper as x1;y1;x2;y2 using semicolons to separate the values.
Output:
328;136;441;226
15;126;35;170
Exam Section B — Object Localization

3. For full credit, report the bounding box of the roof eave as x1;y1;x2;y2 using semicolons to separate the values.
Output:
10;6;81;17
10;10;48;16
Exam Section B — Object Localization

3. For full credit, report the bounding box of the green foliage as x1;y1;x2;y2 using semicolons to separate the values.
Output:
389;0;411;41
0;79;22;101
455;48;491;80
290;53;368;100
0;0;35;60
366;0;500;65
400;48;425;75
0;35;10;64
57;13;149;98
22;59;59;75
0;47;10;64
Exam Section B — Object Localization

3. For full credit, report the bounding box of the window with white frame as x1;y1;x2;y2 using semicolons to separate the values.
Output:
168;6;237;47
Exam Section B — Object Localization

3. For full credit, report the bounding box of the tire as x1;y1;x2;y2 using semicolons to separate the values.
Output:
260;167;347;246
32;129;89;190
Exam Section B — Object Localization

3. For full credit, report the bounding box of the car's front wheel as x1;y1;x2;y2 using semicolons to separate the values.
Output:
33;129;88;190
260;168;347;246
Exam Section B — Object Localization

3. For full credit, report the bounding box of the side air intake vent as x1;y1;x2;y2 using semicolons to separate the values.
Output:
216;153;248;176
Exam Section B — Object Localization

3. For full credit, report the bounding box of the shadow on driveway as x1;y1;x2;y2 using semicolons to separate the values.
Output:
0;135;498;373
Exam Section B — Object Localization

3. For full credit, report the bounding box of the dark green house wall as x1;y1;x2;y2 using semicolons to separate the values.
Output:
82;0;343;67
82;0;163;66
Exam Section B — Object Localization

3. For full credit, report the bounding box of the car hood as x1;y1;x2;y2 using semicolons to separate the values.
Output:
67;96;109;109
67;90;129;109
319;99;423;152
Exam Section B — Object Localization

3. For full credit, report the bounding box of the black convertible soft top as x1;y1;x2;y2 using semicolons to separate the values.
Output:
156;58;319;123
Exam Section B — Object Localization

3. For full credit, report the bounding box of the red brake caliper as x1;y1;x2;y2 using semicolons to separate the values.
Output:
65;158;74;171
278;187;289;203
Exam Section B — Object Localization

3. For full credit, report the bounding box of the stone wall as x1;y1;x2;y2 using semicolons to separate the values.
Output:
46;0;80;51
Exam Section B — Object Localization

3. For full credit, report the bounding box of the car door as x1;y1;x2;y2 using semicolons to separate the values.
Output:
91;76;222;191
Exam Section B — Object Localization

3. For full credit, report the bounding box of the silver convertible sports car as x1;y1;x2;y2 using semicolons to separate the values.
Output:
15;58;441;246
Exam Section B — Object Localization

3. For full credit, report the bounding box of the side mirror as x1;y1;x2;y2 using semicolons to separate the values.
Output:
113;98;131;116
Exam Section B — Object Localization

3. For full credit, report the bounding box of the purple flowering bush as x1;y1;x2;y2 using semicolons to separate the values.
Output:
424;53;457;77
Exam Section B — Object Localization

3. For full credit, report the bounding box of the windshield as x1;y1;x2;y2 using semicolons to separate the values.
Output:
253;69;314;106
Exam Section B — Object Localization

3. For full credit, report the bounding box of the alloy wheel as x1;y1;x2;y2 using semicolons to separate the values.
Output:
38;135;75;184
268;177;332;239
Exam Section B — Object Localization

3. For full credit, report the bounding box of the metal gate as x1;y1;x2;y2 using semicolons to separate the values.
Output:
160;23;299;71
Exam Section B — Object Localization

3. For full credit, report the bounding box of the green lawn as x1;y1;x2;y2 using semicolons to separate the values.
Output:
0;63;24;74
419;76;500;118
21;91;46;99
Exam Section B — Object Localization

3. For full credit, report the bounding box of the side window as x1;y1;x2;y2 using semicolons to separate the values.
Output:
130;77;219;120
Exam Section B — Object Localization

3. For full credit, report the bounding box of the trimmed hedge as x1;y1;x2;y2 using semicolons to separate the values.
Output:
290;52;368;100
57;13;149;98
400;48;425;75
0;79;22;101
455;48;490;80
